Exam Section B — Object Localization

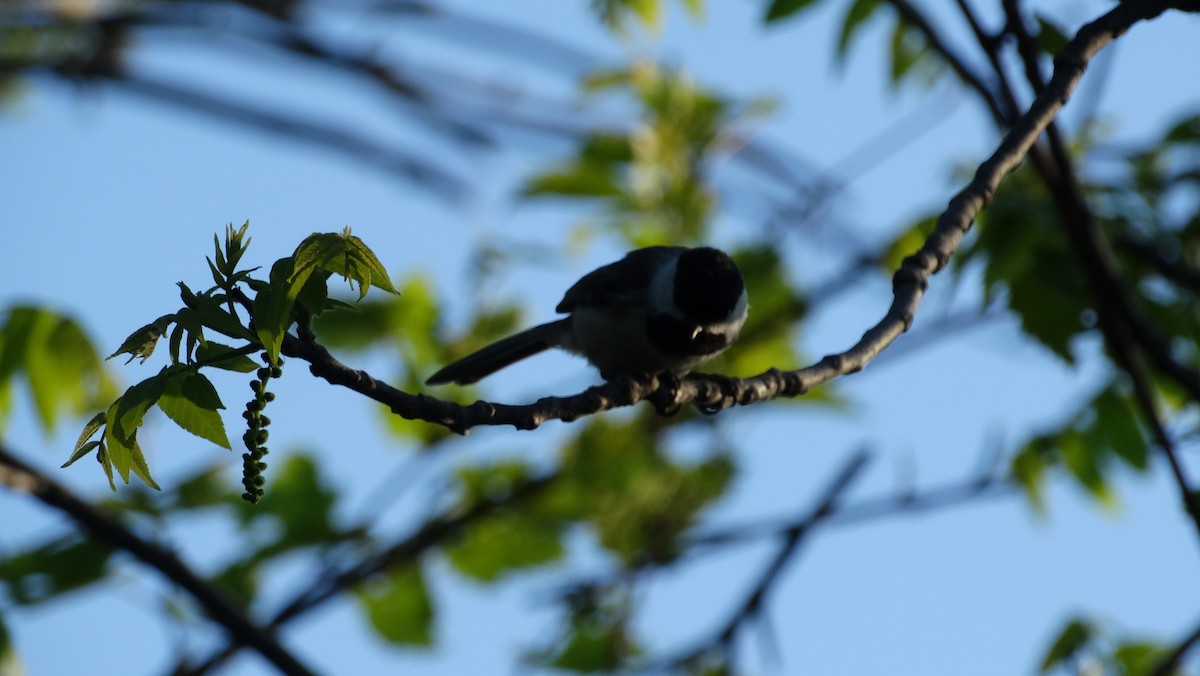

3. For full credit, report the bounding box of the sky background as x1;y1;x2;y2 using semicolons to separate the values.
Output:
3;1;1200;674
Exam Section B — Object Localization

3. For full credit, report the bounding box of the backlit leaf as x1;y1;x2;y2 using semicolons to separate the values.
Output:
252;257;296;365
109;314;175;364
158;370;230;449
194;342;258;372
355;564;435;646
61;440;100;469
1040;618;1095;672
1035;14;1069;57
837;0;880;59
765;0;820;24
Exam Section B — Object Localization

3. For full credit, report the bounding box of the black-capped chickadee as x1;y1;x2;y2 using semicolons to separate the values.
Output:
426;246;748;385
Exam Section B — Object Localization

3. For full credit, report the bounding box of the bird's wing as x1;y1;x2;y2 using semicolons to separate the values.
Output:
555;246;683;313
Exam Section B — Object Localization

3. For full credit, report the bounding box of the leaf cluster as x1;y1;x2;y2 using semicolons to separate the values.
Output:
0;305;115;435
66;223;397;496
1040;615;1177;676
523;62;774;245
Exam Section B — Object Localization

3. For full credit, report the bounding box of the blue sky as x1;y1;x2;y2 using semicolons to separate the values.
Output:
3;1;1200;674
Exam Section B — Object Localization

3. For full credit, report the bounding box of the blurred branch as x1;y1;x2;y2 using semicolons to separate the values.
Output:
693;445;1012;550
1117;234;1200;295
880;0;1010;124
116;73;469;199
662;450;871;669
2;1;836;231
0;443;316;676
178;471;558;675
526;436;1014;670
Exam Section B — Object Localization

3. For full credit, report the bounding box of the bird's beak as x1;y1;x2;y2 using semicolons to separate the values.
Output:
690;325;702;340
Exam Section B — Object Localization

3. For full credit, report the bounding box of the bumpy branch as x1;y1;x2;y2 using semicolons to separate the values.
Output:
284;0;1195;434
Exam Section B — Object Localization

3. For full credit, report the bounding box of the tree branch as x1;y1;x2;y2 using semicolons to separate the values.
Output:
661;450;871;669
277;0;1193;435
178;471;558;675
880;0;1010;124
1152;613;1200;676
0;443;315;676
936;0;1200;540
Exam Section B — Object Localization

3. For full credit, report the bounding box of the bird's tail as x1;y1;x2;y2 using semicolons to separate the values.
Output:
425;319;570;385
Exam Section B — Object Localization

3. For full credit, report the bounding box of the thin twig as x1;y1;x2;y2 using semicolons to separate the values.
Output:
880;0;1008;124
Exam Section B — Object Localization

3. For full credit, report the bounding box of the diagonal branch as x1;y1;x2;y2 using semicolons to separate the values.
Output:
177;472;558;675
880;0;1009;124
277;0;1195;435
0;443;316;676
660;450;871;669
957;0;1200;539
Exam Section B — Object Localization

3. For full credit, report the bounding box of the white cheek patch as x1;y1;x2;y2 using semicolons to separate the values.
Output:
702;288;748;338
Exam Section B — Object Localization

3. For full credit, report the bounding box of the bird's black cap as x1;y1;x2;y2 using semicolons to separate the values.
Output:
672;247;744;323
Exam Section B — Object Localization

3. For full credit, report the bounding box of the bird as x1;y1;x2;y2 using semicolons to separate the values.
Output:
426;246;748;385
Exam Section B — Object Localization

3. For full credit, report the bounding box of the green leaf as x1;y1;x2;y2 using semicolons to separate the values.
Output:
104;371;169;483
881;216;937;272
0;536;112;606
355;564;435;646
765;0;819;23
61;440;101;469
556;418;736;564
1113;641;1170;676
1007;258;1087;363
521;164;624;199
108;314;175;364
549;626;621;672
103;422;135;486
293;229;398;300
294;268;330;317
446;514;565;581
158;370;230;449
254;454;337;545
1011;440;1049;512
183;290;255;341
837;0;880;59
73;410;107;454
96;443;116;490
623;0;660;30
110;371;169;443
1092;389;1148;470
0;613;15;674
889;15;928;84
128;436;161;490
446;463;565;580
581;133;634;164
1034;14;1069;57
194;342;258;372
1164;113;1200;145
592;0;661;31
1061;429;1115;506
252;257;297;365
1040;617;1095;672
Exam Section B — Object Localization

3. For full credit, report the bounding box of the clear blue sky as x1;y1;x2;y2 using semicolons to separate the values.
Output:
2;1;1199;674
